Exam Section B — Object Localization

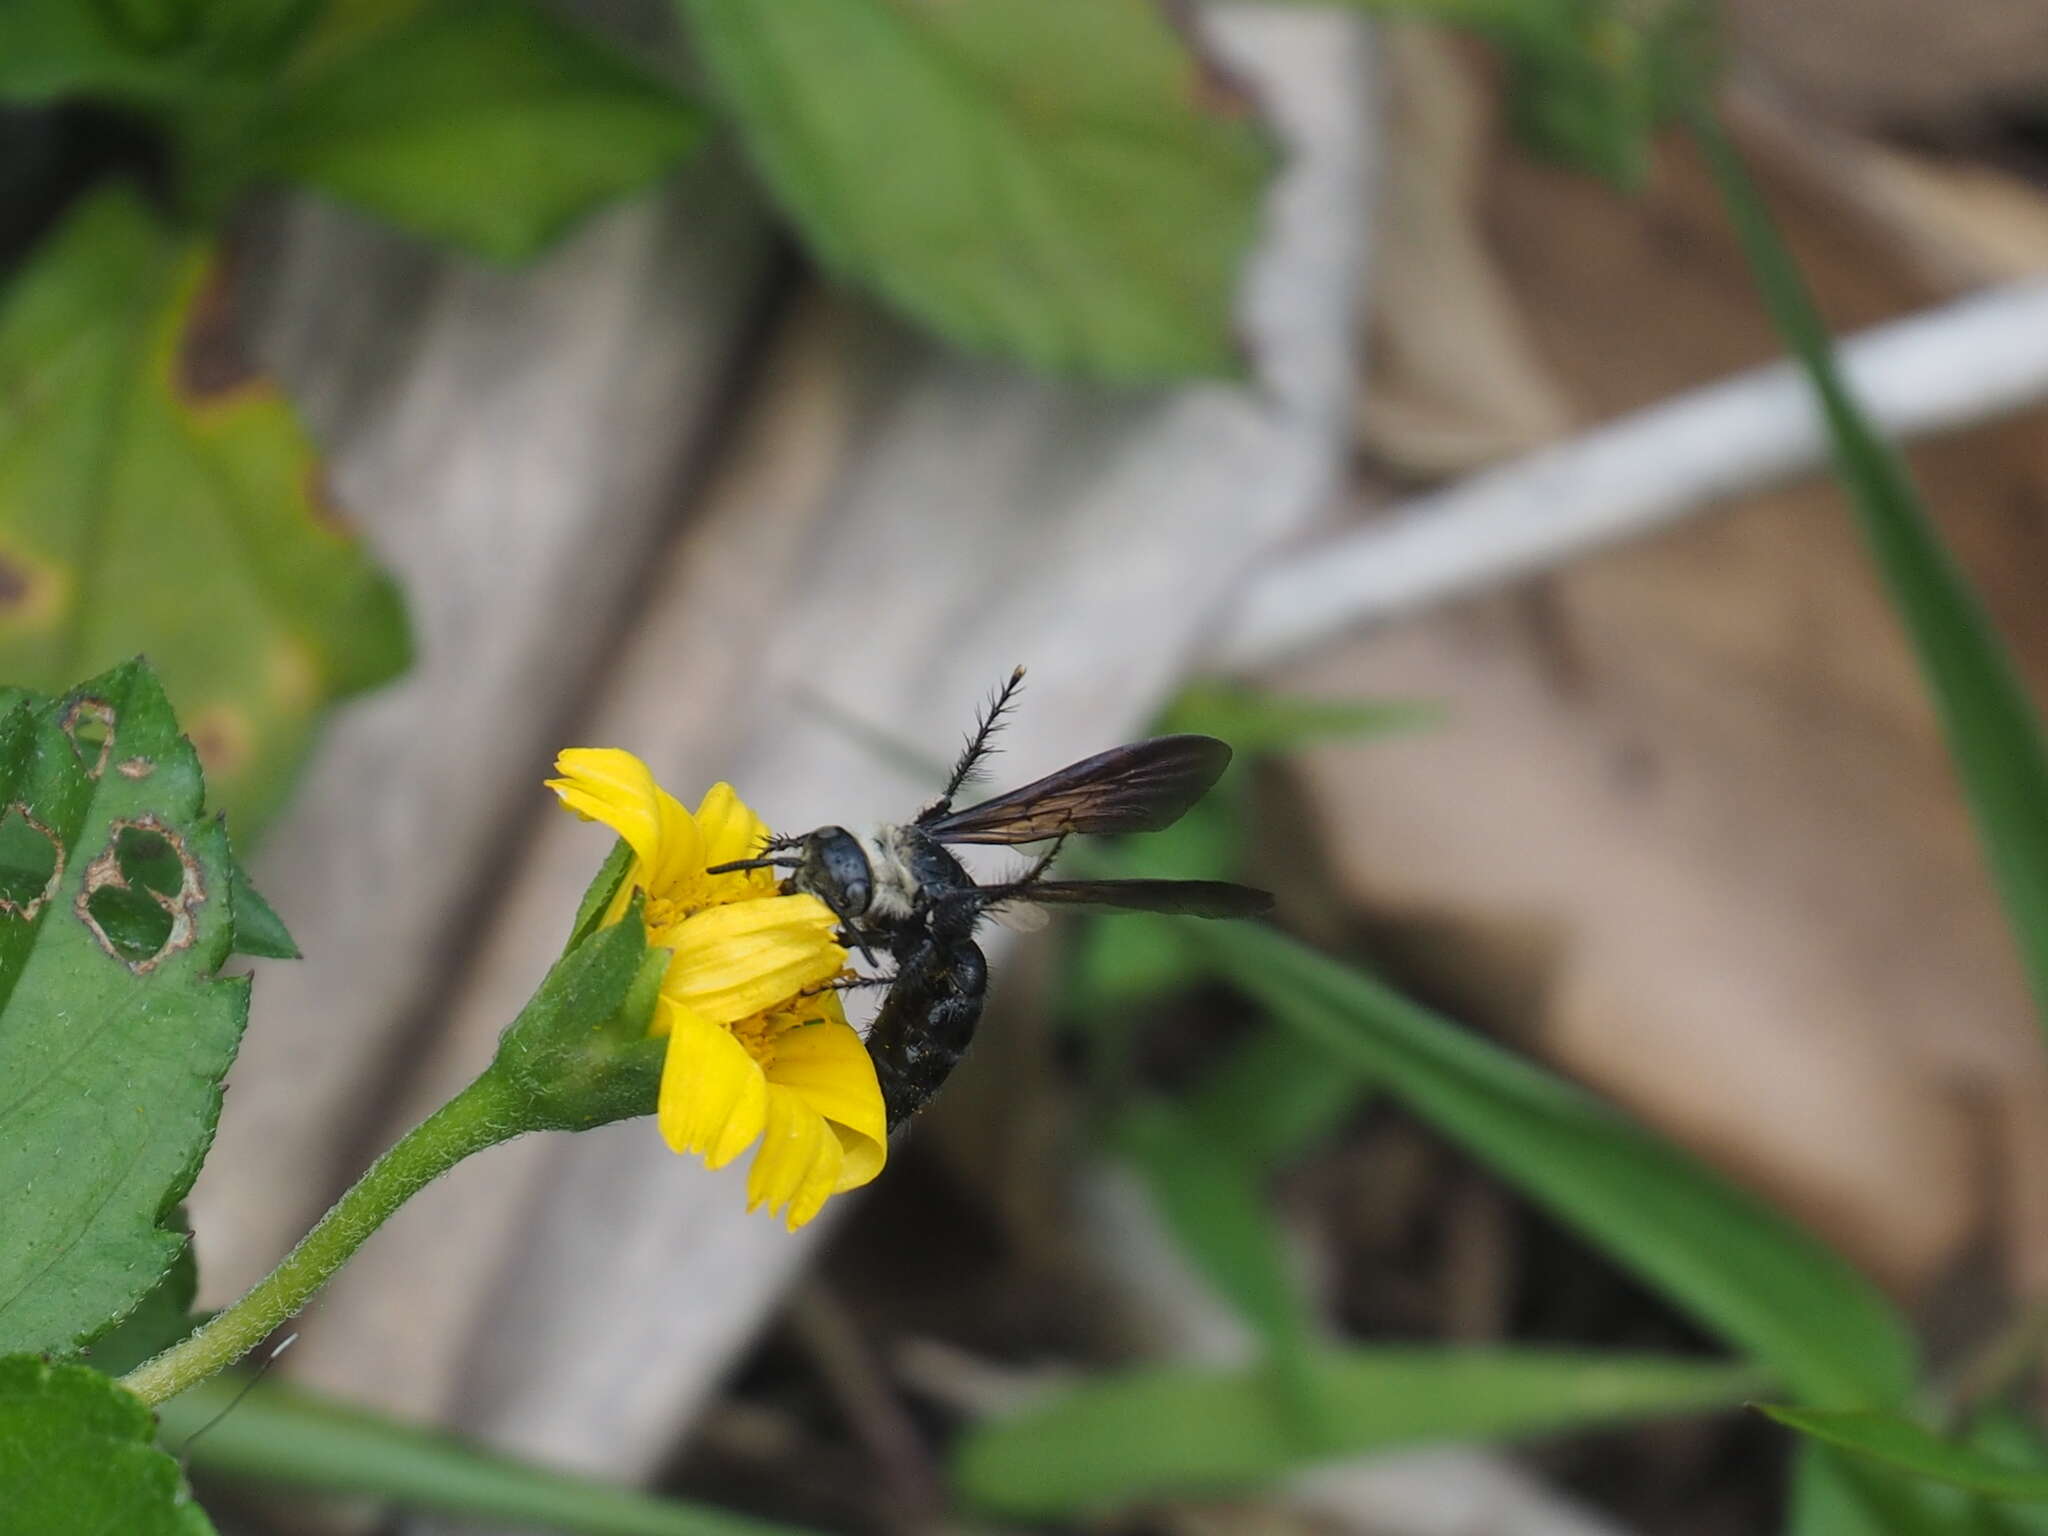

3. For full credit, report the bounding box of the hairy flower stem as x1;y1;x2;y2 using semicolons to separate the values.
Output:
120;1068;529;1406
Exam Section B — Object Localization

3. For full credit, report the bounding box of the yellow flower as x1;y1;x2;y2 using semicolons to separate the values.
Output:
547;748;886;1228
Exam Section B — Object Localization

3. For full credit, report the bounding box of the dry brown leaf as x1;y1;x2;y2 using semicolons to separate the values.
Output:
1358;25;1576;478
1728;0;2048;131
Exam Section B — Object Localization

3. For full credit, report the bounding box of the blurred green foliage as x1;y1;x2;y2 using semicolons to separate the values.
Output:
1765;1408;2048;1504
958;1346;1766;1515
0;1355;215;1535
160;1372;820;1536
1281;0;1718;185
1031;670;2024;1529
1690;103;2048;1534
681;0;1276;379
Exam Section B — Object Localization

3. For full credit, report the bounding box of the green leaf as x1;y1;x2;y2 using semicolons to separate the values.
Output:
81;1219;199;1377
0;0;314;105
1787;1442;1998;1536
228;0;703;260
1765;1408;2048;1502
678;0;1276;380
0;1356;215;1534
1284;0;1717;187
1070;686;1430;1021
1497;0;1717;188
955;1346;1764;1516
1209;923;1917;1407
1695;112;2048;1056
0;660;250;1358
1064;797;1244;1038
0;187;411;836
1181;1025;1365;1172
1068;907;1196;1021
227;852;298;959
161;1373;808;1536
1115;1101;1327;1430
1966;1408;2048;1536
1160;683;1440;756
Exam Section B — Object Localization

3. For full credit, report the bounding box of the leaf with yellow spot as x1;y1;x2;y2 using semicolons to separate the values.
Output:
0;186;410;836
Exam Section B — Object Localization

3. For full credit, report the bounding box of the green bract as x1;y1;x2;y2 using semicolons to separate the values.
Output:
490;899;665;1134
0;1356;216;1535
680;0;1276;381
0;188;410;835
0;660;249;1358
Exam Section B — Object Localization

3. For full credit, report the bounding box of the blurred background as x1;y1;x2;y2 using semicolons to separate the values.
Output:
6;0;2048;1532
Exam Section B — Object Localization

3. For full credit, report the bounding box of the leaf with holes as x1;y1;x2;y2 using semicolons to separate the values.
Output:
0;185;410;836
0;1355;216;1534
678;0;1276;380
0;659;248;1358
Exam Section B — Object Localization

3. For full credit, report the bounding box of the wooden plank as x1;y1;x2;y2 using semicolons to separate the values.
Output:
271;11;1376;1517
186;151;779;1302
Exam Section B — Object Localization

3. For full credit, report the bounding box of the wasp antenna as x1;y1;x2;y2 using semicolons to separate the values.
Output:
706;856;799;875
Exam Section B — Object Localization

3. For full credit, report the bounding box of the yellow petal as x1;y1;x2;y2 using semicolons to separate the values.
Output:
695;782;778;900
548;748;704;901
664;895;845;1022
647;782;707;897
748;1084;846;1230
657;999;769;1170
766;1016;887;1192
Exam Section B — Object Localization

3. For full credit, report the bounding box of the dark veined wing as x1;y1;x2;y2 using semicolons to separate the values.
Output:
921;735;1232;844
993;878;1273;919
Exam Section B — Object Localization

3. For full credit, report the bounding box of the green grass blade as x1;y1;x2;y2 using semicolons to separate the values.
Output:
1181;1024;1368;1172
955;1347;1766;1517
160;1377;814;1536
1210;923;1917;1407
1115;1101;1335;1439
1766;1407;2048;1502
1694;108;2048;1045
1786;1443;1986;1536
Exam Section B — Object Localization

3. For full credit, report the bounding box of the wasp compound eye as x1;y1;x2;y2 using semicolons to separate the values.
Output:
798;827;872;921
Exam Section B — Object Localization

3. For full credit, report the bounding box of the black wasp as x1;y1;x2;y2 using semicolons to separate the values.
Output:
708;669;1272;1130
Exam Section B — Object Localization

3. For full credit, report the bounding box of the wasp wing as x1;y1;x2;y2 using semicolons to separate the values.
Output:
920;735;1232;844
991;878;1272;920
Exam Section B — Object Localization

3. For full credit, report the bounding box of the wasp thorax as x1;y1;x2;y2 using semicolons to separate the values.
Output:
792;826;873;922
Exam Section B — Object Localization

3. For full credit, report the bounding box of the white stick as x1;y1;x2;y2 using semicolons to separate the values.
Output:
1213;279;2048;671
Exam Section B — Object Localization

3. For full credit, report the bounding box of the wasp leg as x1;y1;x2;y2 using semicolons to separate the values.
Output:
917;666;1027;824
